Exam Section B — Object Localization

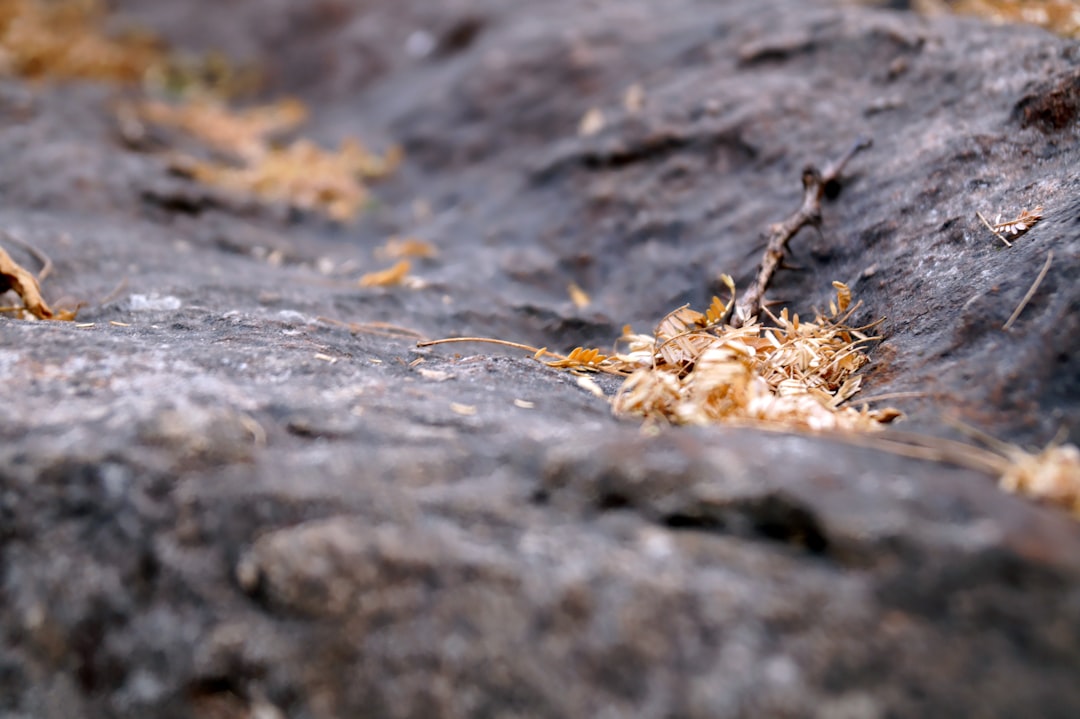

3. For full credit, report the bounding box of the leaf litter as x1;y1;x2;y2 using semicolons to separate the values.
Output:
131;99;401;222
418;139;1079;518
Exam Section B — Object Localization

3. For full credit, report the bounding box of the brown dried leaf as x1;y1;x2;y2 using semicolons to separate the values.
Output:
567;282;591;309
359;260;411;288
0;244;75;321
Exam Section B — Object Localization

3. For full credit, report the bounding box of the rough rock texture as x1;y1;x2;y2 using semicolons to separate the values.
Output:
2;0;1079;717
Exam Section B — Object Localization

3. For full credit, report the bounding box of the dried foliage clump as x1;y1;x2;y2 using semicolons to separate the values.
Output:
128;98;401;222
421;281;901;432
916;0;1080;37
131;99;308;161
609;282;900;431
184;138;399;222
0;243;75;320
863;427;1080;519
999;442;1080;516
0;0;162;83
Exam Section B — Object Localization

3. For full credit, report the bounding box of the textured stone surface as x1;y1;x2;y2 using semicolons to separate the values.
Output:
1;0;1079;717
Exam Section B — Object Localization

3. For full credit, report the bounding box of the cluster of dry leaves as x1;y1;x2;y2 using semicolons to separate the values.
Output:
423;276;1080;518
0;0;162;83
124;97;401;222
914;0;1080;37
426;280;902;432
1;0;399;223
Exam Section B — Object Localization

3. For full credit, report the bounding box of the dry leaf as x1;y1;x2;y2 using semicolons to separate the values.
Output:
578;107;605;136
0;244;75;321
567;282;591;309
450;402;477;416
376;237;438;260
359;260;411;288
576;375;606;399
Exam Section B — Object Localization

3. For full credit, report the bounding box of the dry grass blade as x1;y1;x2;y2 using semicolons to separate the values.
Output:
418;336;562;359
1003;251;1052;330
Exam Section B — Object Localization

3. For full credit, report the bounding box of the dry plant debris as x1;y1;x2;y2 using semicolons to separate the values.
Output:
130;98;308;161
1003;250;1053;330
857;426;1080;519
734;137;872;326
132;97;401;222
358;260;412;288
917;0;1080;38
375;237;439;260
181;138;399;222
419;140;897;432
567;282;591;309
976;205;1044;247
421;281;901;432
0;0;162;83
0;242;75;321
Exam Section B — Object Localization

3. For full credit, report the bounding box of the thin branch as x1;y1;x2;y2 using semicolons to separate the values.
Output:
1002;251;1053;330
731;137;872;328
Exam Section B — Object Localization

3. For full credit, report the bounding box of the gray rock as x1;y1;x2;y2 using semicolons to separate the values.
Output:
1;0;1079;717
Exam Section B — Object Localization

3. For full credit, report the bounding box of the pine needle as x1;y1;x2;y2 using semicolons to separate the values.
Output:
1003;251;1053;330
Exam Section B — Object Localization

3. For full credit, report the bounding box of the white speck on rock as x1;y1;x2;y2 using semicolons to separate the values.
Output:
129;293;182;311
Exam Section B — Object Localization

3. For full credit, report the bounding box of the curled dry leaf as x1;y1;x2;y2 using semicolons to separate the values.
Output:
358;260;411;288
0;244;75;321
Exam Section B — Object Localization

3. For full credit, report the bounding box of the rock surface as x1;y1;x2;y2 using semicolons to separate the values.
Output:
2;0;1079;717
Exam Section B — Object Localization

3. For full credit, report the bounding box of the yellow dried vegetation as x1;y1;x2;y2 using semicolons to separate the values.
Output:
916;0;1080;37
421;279;902;432
859;426;1080;519
0;0;162;83
129;97;401;222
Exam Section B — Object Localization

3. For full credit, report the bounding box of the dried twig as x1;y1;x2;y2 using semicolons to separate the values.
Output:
976;210;1011;247
1003;251;1053;330
0;233;75;321
732;137;872;327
